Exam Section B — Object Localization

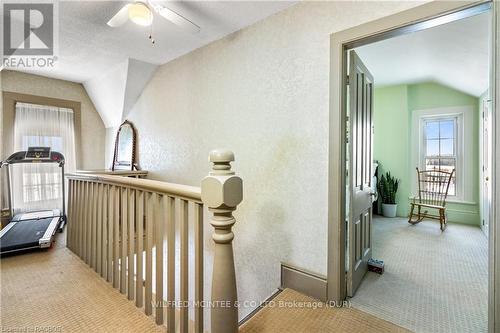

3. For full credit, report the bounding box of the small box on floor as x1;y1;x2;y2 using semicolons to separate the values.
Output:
368;258;384;274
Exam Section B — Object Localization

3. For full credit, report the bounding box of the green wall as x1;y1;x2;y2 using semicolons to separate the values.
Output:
373;82;480;225
373;85;410;217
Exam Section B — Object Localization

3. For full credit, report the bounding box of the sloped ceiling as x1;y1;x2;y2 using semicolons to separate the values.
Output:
355;12;490;97
122;59;158;121
83;58;157;128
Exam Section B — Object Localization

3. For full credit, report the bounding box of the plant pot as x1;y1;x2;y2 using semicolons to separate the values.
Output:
381;203;397;218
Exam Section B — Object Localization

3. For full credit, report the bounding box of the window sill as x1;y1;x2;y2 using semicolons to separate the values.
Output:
408;196;476;205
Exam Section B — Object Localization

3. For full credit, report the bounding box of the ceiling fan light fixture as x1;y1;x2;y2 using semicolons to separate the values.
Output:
128;2;153;26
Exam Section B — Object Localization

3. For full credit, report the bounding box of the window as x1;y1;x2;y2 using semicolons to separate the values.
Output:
412;106;473;203
13;102;76;213
20;135;64;203
422;118;457;196
22;135;63;152
22;169;62;203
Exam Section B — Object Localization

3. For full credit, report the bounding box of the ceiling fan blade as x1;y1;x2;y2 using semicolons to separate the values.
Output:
154;5;200;34
107;4;130;27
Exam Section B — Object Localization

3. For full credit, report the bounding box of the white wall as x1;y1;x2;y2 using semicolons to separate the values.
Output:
2;71;106;169
107;1;425;319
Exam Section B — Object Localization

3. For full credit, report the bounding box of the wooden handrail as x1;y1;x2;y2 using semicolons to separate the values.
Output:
66;173;202;202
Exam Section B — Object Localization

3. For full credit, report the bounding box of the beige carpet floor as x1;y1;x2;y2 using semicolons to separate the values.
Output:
1;231;409;333
240;288;410;333
0;231;166;333
350;216;488;333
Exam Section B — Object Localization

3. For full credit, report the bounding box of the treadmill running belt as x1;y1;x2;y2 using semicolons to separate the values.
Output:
1;218;55;253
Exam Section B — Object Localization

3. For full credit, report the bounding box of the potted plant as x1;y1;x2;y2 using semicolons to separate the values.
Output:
377;172;400;218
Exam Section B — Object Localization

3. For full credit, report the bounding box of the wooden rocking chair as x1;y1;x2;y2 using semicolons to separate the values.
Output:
408;167;455;231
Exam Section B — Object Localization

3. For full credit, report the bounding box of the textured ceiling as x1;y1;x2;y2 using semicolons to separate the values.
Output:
355;12;490;97
2;1;297;128
7;1;297;83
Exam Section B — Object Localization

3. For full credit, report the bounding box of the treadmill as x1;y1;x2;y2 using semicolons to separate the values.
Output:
0;147;66;255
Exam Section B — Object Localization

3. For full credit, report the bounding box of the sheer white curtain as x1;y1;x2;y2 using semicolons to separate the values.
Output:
12;103;76;213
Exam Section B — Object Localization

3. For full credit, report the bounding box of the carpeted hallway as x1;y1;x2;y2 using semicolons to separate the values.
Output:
0;231;166;333
350;216;488;333
3;217;485;332
1;227;412;333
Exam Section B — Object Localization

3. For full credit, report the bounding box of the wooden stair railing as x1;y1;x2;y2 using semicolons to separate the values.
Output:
66;149;242;333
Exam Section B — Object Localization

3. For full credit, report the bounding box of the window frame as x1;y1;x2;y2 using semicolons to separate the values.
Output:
420;115;461;198
411;106;474;204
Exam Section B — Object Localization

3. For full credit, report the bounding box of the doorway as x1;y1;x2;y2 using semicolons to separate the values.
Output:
327;1;499;332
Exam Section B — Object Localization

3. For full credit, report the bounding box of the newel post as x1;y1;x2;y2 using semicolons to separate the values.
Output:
201;149;243;333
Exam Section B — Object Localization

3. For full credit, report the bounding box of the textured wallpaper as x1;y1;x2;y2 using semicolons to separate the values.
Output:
106;0;425;321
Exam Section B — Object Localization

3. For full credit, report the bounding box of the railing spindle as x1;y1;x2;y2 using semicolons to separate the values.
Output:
136;190;144;308
85;182;91;264
80;181;85;258
121;187;128;294
128;188;136;301
180;199;189;333
107;185;113;283
96;183;103;275
66;180;73;250
66;180;72;250
91;182;98;269
194;202;204;333
145;192;154;316
80;182;85;261
166;196;175;332
113;186;120;289
102;184;108;279
155;194;164;325
71;180;77;252
73;181;78;254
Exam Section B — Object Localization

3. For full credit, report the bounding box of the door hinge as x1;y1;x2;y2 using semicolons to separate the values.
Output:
346;75;350;85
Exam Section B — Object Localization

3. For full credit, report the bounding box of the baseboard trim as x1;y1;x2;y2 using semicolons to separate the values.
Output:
238;288;282;326
280;263;327;302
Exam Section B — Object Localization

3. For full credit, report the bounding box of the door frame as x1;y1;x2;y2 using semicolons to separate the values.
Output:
480;94;492;236
327;0;499;331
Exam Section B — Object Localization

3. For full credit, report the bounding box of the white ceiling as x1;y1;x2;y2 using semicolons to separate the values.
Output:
2;1;297;127
7;1;297;83
355;12;490;97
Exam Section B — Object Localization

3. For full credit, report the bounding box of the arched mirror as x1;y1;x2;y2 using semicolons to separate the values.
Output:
112;120;137;171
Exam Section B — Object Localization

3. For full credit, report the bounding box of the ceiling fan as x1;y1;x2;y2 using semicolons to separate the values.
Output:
107;1;201;39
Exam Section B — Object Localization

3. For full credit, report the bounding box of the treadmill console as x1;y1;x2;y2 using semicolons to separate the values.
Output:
2;147;65;166
25;147;51;159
